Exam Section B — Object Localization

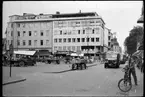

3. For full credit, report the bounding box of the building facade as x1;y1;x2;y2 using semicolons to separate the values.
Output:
6;12;109;56
52;12;106;55
6;13;53;52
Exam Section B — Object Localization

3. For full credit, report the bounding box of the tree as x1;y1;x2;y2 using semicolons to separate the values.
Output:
124;26;144;55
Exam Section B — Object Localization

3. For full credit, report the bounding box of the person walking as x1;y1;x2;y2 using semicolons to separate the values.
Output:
128;55;138;85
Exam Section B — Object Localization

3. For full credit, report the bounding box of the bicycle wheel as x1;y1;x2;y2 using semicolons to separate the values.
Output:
118;78;132;92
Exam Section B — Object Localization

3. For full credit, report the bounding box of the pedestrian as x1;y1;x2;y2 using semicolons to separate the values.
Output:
128;55;138;85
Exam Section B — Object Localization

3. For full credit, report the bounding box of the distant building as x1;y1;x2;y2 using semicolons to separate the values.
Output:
111;37;121;53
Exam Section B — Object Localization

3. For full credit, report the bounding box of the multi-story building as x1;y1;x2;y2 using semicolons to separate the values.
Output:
111;37;122;53
108;30;113;50
6;13;53;52
52;12;106;56
6;11;108;56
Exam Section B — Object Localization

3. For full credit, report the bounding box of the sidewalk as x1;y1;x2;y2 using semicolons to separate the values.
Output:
3;75;26;85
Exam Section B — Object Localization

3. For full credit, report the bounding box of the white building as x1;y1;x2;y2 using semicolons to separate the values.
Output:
6;12;110;56
6;13;53;52
52;12;106;56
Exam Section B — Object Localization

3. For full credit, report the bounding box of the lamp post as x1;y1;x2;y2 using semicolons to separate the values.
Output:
9;44;13;77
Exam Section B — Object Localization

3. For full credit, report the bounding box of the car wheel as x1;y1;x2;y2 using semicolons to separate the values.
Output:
19;61;25;67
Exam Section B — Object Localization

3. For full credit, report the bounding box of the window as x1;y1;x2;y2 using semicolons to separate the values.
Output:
11;23;13;28
68;38;71;42
77;46;80;50
77;38;80;42
82;38;85;42
63;46;66;51
46;40;49;46
83;30;85;34
46;30;49;36
17;31;20;37
72;38;76;42
34;40;37;46
40;40;43;45
29;31;32;36
54;39;57;43
28;40;31;46
63;38;66;42
11;40;13;44
11;31;13;36
41;31;43;36
72;46;75;51
17;23;20;27
96;38;99;42
68;46;71;51
60;31;62;35
34;31;37;36
78;30;80;34
92;29;95;34
87;38;90;42
58;46;62;51
17;40;20;46
91;38;94;42
23;31;26;36
23;40;26;46
59;38;62;43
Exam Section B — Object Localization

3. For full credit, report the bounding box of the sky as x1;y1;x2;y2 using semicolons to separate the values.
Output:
3;1;143;52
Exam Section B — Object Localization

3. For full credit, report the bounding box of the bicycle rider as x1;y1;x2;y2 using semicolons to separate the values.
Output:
128;55;138;85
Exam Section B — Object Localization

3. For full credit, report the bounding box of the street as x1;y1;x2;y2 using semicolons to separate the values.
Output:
3;62;143;96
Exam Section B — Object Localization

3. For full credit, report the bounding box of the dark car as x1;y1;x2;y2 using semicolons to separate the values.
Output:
11;56;36;67
104;59;120;68
72;57;87;70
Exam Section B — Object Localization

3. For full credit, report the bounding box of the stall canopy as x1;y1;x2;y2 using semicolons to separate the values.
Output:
71;53;84;56
14;51;36;56
34;50;52;56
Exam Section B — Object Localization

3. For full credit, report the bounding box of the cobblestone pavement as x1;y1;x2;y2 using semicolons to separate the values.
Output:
3;62;143;96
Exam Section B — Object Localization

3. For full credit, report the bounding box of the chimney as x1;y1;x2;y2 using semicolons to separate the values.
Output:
56;11;60;14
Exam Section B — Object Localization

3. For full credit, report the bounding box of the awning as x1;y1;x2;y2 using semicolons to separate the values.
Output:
35;50;52;56
71;53;84;56
14;51;36;56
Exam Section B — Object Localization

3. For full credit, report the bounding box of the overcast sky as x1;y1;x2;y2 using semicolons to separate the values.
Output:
3;1;143;51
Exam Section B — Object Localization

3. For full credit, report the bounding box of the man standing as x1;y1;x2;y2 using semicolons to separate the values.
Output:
129;55;138;85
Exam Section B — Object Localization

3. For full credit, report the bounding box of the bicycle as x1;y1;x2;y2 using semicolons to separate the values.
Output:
118;65;132;92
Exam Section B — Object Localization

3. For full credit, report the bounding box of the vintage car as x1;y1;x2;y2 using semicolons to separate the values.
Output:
104;51;120;68
10;51;37;67
44;56;60;64
71;57;87;70
11;56;36;67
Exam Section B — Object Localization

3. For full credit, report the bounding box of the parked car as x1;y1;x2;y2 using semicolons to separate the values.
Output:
71;57;87;70
104;51;120;68
44;56;60;64
11;56;36;67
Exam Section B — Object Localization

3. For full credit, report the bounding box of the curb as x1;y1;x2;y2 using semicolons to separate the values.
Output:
3;78;26;86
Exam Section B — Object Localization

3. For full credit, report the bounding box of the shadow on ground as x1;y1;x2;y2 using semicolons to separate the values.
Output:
43;64;97;74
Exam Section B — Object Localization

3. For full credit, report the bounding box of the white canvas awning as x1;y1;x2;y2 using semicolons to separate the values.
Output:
14;51;36;56
71;53;84;56
71;53;78;56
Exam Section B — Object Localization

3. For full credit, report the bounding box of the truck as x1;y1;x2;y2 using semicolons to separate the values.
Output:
104;51;120;68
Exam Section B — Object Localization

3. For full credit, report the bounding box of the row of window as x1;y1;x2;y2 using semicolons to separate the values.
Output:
54;38;99;43
54;20;103;28
54;46;81;51
17;30;50;37
54;28;100;35
11;40;50;46
13;23;51;28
